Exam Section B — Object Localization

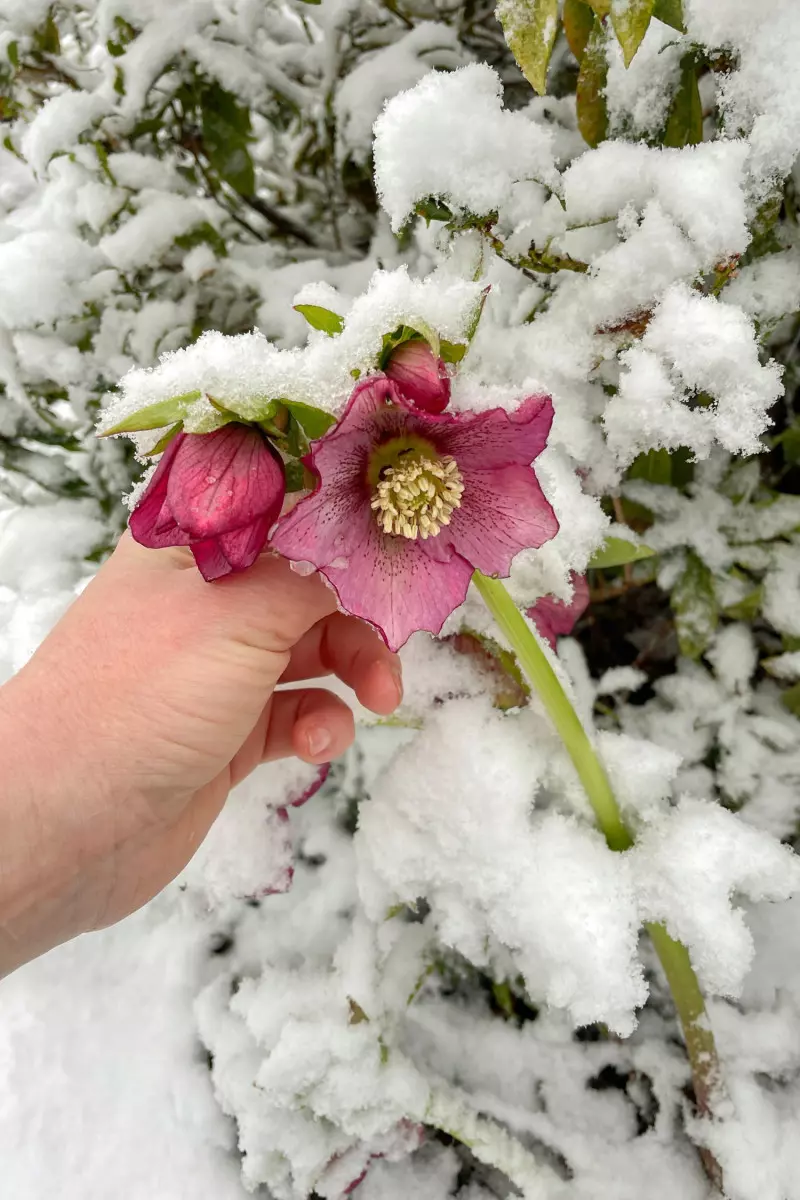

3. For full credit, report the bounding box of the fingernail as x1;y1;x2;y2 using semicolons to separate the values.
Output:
306;726;332;757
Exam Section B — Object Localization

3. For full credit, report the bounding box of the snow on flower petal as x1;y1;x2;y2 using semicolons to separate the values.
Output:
272;374;558;651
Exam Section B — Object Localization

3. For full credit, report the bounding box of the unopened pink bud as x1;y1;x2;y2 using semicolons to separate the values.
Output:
385;340;451;414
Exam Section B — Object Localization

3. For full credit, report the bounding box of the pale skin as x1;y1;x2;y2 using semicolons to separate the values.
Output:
0;534;403;978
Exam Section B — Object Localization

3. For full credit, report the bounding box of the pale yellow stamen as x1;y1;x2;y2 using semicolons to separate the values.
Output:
370;453;465;540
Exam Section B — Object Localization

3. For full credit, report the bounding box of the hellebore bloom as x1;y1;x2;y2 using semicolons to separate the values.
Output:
527;572;590;649
384;339;451;413
130;424;285;581
272;374;558;651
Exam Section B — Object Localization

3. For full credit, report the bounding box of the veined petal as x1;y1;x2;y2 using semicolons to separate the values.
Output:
273;476;470;651
448;464;559;578
434;394;554;471
167;425;285;539
129;434;192;549
191;516;273;581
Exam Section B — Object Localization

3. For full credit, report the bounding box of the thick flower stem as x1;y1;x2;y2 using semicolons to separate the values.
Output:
472;571;725;1178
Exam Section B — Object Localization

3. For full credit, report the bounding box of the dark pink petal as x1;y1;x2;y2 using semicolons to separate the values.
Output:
167;425;285;539
129;434;193;549
385;340;451;414
434;394;554;471
191;515;273;581
528;573;590;648
290;763;330;808
448;464;559;577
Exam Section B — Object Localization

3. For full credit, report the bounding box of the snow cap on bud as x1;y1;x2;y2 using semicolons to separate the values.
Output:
385;338;451;414
130;423;285;581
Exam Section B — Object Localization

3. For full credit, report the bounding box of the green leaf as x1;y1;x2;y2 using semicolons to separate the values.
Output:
145;422;183;456
563;0;595;60
589;536;657;569
653;0;685;32
497;0;560;96
723;585;763;622
284;460;311;492
175;221;227;258
34;10;61;55
280;401;336;440
671;553;718;660
293;304;345;336
663;53;703;148
99;391;202;436
415;197;454;224
781;681;800;719
611;0;656;67
627;445;695;487
576;17;609;147
7;40;19;68
201;82;255;196
440;340;467;364
585;0;611;13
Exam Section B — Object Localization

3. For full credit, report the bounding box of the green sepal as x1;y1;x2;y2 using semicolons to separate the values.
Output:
294;304;345;336
588;536;656;569
144;422;183;456
99;390;202;436
280;400;336;440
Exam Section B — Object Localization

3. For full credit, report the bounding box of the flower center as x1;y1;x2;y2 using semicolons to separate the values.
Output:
370;452;464;540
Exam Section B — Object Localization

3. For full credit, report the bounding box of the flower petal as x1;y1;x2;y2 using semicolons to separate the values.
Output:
129;434;193;549
191;516;272;581
448;464;559;578
321;519;474;652
434;394;554;471
167;425;285;539
528;573;590;648
273;476;471;651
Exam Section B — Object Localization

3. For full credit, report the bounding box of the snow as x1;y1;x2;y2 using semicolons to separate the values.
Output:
374;63;558;231
0;897;248;1200
356;696;647;1035
20;90;112;175
99;268;484;437
2;1;800;1197
336;24;465;165
630;798;800;995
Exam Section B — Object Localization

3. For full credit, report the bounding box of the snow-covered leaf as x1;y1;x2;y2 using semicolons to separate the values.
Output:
496;0;560;96
100;391;202;436
611;0;656;67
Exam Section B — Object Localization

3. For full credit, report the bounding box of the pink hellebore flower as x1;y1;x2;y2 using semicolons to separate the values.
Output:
384;339;451;413
272;375;558;652
130;424;285;581
527;572;590;649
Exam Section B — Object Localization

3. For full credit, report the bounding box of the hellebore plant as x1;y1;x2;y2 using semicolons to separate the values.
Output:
130;423;285;581
384;338;451;413
271;374;558;651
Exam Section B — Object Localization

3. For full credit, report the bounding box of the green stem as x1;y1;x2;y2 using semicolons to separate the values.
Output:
472;571;726;1164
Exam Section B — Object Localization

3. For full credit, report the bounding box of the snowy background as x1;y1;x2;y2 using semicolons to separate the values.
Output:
2;1;800;1197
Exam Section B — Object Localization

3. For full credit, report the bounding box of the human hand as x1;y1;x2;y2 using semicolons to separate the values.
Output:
0;535;402;976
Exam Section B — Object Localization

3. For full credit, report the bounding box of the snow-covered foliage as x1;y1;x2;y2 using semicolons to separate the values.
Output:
2;1;800;1198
